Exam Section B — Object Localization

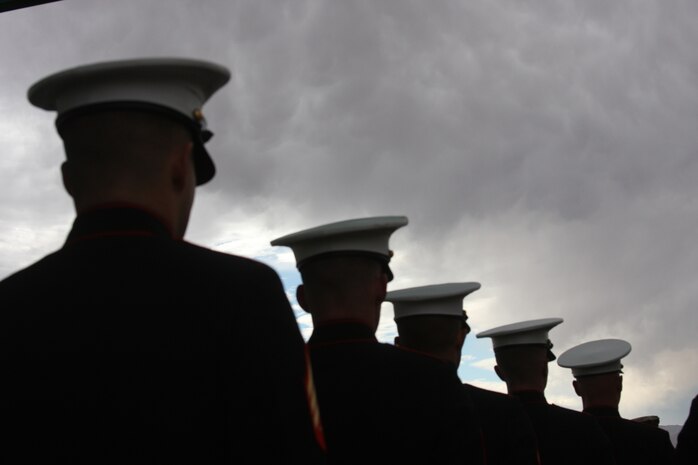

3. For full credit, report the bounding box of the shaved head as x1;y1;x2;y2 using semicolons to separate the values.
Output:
573;372;623;410
396;315;465;358
59;110;192;199
297;255;388;329
494;345;550;393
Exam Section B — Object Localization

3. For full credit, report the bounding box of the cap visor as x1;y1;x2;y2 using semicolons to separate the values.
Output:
385;264;394;282
547;350;556;362
194;144;215;185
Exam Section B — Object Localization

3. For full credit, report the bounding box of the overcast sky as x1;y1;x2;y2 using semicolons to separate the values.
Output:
1;0;697;426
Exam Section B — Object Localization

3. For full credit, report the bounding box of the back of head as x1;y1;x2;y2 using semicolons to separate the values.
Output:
396;315;464;359
300;255;385;311
60;110;192;201
573;372;623;409
495;345;550;392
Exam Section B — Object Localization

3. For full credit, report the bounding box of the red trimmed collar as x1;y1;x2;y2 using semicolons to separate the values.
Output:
65;204;175;246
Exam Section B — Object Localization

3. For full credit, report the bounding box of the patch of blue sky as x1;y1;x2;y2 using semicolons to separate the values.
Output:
459;337;504;391
258;249;314;341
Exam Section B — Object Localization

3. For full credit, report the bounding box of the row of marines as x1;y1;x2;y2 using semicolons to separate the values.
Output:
0;57;695;464
271;214;690;465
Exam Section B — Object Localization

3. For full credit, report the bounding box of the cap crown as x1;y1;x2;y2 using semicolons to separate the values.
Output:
386;282;481;320
271;216;408;267
28;58;230;118
557;338;631;377
476;317;563;349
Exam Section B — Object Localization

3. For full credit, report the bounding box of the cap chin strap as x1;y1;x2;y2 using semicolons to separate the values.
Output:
462;310;471;333
546;339;556;361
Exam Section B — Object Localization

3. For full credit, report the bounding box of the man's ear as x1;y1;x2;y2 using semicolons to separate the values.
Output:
171;142;194;192
456;326;467;352
375;271;388;304
296;284;310;313
394;336;401;346
61;161;76;198
573;380;582;397
494;365;506;382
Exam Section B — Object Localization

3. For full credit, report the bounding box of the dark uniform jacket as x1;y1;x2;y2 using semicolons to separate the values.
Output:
512;391;616;465
0;207;325;464
308;321;483;465
584;407;673;465
675;395;698;465
463;384;540;465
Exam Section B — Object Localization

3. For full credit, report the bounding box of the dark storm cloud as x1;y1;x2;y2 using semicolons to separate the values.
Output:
1;0;696;423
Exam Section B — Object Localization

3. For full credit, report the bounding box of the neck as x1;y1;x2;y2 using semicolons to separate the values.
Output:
399;344;459;369
306;290;381;332
505;381;546;395
395;341;460;375
511;390;547;403
432;349;461;367
582;397;620;411
73;190;186;239
311;307;378;333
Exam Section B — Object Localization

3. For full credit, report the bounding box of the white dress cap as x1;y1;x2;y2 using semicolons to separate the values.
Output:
271;216;408;279
386;282;481;320
27;58;231;185
557;339;632;378
28;58;230;119
476;318;563;360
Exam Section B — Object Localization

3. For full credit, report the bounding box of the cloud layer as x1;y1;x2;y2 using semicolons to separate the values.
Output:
1;0;696;424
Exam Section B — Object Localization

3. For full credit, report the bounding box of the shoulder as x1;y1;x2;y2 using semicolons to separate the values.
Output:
549;404;604;428
464;384;512;401
549;403;588;417
464;384;526;410
0;249;63;292
385;344;453;370
1;239;280;286
620;418;673;442
179;241;274;272
374;344;460;382
175;241;284;283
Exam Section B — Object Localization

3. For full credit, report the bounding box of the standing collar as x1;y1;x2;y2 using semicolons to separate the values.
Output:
308;320;377;346
511;390;548;405
65;204;174;245
583;406;621;418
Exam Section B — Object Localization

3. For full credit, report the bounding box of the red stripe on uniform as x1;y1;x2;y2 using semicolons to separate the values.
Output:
304;345;326;452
